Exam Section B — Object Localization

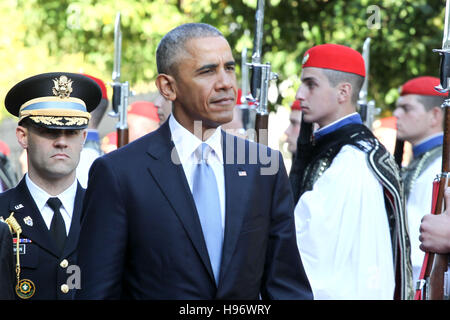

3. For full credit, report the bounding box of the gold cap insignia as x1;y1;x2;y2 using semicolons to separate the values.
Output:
52;75;73;99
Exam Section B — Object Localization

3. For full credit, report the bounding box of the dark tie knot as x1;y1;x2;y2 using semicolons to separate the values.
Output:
47;197;62;212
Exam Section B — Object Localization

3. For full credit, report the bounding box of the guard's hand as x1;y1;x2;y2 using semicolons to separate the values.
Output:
419;187;450;254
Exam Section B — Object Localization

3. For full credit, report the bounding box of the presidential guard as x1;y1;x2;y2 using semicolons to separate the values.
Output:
394;76;446;286
0;72;102;300
76;73;109;189
290;44;413;299
284;100;302;157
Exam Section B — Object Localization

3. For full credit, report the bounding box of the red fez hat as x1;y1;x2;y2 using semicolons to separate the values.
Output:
373;116;397;130
291;100;302;111
128;101;160;122
102;131;117;146
236;88;255;106
302;44;365;77
400;76;447;97
0;140;10;157
82;74;108;100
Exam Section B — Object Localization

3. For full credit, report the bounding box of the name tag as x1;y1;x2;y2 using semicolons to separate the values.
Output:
13;244;26;255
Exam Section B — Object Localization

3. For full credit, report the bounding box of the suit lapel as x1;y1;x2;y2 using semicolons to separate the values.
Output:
9;178;60;257
62;183;84;257
219;132;250;281
145;121;216;282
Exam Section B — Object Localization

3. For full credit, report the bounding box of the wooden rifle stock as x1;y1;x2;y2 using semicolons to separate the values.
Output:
427;104;450;299
255;113;268;146
117;128;129;148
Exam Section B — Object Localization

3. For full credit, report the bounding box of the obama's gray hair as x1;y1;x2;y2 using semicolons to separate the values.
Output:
156;23;224;76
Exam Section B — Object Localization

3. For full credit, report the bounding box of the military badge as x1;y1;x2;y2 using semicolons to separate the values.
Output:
52;75;73;98
23;216;33;227
16;279;36;299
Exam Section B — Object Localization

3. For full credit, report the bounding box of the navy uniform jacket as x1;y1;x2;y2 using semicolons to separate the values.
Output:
76;120;312;299
0;221;14;299
0;178;85;300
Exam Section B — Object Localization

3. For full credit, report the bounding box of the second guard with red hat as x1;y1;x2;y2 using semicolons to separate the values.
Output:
127;100;160;142
284;100;302;157
76;73;109;188
290;43;413;299
0;72;102;300
394;76;446;287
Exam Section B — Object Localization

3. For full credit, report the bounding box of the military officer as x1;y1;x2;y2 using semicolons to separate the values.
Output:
0;72;102;299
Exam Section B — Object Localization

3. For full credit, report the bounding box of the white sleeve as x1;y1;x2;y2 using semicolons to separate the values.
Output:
294;145;395;300
76;148;101;189
406;157;441;284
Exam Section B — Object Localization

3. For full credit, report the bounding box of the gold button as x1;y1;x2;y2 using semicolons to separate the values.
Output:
60;259;68;268
60;284;69;294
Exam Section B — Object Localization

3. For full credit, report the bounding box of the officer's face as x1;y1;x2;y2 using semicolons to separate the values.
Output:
296;67;340;128
16;125;86;181
170;36;237;136
394;94;432;145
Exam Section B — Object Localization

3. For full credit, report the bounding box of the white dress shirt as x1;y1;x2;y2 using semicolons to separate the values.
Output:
25;174;77;235
169;115;226;230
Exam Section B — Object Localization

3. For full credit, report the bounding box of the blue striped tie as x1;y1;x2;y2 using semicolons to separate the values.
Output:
192;143;223;285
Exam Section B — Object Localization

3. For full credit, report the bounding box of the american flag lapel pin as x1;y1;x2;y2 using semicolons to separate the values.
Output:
238;170;247;177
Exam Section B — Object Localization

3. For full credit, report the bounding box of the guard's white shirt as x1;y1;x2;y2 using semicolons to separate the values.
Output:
295;144;395;299
169;115;226;230
407;156;441;285
76;147;101;189
25;174;77;235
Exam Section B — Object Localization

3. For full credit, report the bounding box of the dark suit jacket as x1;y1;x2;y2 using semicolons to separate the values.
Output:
0;178;85;300
0;221;14;299
76;120;312;299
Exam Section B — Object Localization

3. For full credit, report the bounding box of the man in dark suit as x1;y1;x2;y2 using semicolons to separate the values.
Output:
0;72;102;299
76;23;312;300
0;220;14;299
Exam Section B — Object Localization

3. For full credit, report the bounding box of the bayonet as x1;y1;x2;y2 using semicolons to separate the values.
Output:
358;37;379;129
241;0;278;145
110;12;129;147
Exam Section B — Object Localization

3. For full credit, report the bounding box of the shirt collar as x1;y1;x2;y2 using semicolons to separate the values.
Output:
25;174;78;214
412;132;444;159
168;115;223;164
314;112;363;141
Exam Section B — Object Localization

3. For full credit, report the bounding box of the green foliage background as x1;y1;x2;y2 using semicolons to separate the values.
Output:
0;0;446;122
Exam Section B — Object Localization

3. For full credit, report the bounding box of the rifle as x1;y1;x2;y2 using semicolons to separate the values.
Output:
415;0;450;300
241;0;277;145
358;37;380;130
110;12;129;148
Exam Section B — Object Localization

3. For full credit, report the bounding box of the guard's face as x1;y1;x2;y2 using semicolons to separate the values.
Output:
171;36;237;134
296;67;339;128
394;94;431;145
284;109;302;154
154;93;172;125
16;125;86;180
